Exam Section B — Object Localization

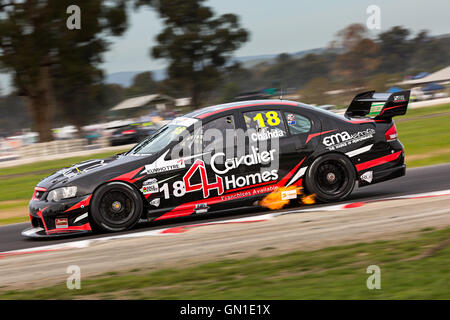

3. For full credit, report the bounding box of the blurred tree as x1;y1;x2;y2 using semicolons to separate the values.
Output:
366;73;391;92
295;53;334;88
409;30;450;71
330;24;380;85
333;23;367;52
0;0;128;141
333;38;380;86
136;0;248;107
219;82;239;103
125;71;157;97
0;94;30;136
377;26;411;73
300;77;332;105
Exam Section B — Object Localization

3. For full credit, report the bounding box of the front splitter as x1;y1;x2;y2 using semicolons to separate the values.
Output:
21;227;92;239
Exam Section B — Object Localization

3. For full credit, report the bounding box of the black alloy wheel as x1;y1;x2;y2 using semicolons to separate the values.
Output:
90;181;143;232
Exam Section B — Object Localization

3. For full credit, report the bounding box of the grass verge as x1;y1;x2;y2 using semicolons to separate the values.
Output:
0;216;28;226
0;227;449;299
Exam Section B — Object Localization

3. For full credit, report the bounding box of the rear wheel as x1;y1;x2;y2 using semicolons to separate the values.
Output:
304;153;356;202
90;181;143;232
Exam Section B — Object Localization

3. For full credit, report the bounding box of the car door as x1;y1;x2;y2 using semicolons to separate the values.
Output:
277;108;320;187
238;107;320;191
155;113;240;216
238;108;288;192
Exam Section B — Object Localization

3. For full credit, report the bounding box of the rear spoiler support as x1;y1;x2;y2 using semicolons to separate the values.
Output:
345;90;410;120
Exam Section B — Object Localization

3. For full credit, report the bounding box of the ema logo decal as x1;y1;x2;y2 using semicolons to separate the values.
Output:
323;132;352;147
323;129;375;151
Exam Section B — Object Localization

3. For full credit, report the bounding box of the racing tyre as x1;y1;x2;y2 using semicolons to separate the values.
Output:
304;153;356;202
90;181;143;232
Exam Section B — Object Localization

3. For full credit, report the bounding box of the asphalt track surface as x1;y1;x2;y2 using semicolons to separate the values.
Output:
1;163;449;253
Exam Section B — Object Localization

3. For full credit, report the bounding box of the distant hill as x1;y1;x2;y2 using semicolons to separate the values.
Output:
105;48;325;87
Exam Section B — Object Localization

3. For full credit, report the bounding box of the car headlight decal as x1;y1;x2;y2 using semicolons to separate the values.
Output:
47;186;77;202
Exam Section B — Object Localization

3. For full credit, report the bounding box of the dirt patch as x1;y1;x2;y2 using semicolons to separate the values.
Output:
396;111;450;122
0;201;28;219
406;148;450;161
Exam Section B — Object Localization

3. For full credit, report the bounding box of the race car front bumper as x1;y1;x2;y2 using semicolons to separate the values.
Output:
23;194;93;238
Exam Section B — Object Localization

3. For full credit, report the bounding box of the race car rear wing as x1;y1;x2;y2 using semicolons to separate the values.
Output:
345;90;410;120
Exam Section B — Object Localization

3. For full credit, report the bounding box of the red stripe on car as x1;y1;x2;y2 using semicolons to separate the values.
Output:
305;130;336;144
277;157;305;187
109;166;144;183
356;151;402;171
47;223;92;234
64;195;92;212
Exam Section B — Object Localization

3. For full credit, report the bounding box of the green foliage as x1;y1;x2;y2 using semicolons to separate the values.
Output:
300;77;332;105
124;71;157;97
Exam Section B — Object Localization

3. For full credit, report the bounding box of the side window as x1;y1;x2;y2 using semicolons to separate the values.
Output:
201;115;235;150
284;112;311;135
243;110;287;140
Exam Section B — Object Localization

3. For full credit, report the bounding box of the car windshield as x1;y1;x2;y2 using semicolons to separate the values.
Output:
126;117;199;155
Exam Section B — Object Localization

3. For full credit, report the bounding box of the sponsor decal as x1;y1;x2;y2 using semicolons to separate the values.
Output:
220;184;278;202
281;189;297;200
251;127;285;141
149;198;160;207
210;146;276;175
393;95;405;101
55;218;68;229
144;150;206;174
287;113;296;125
142;178;159;194
194;203;209;214
156;148;279;201
360;171;373;183
184;160;224;198
369;102;384;116
323;129;375;151
287;114;295;121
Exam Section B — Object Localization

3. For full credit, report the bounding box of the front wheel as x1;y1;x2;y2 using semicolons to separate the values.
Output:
304;153;356;202
90;181;143;232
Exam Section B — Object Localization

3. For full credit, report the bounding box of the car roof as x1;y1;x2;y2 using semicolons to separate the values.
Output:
185;99;314;119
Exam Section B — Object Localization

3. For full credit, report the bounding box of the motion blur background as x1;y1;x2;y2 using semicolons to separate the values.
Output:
0;0;449;160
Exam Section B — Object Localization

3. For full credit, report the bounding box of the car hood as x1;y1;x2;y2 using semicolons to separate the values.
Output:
36;154;153;192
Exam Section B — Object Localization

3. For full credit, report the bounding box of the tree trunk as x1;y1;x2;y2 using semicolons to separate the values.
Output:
26;65;55;142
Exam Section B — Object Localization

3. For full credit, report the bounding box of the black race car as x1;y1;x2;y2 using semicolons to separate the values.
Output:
109;122;159;146
23;90;409;238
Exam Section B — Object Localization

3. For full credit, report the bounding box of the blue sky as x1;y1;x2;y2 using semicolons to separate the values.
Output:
1;0;449;92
